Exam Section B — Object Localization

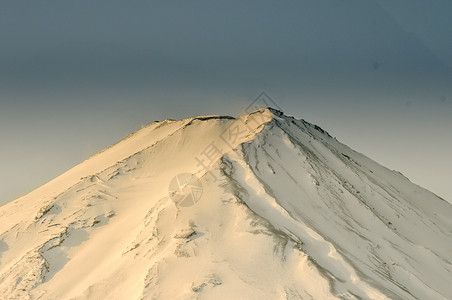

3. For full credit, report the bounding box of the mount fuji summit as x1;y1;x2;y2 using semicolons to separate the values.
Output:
0;107;451;300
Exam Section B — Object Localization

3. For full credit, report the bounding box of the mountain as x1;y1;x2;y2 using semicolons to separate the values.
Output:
0;108;451;300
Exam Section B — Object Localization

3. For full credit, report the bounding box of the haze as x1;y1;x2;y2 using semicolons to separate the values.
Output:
0;0;451;206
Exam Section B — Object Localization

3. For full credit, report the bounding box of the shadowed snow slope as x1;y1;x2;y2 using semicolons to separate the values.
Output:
0;108;451;300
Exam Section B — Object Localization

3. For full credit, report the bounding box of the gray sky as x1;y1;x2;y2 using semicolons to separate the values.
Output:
1;0;451;206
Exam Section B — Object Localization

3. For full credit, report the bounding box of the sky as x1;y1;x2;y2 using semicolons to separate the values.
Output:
0;0;451;206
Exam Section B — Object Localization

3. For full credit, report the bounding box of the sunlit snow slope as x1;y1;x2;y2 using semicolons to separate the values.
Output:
1;108;451;300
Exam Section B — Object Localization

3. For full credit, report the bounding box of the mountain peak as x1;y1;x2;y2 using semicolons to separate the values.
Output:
1;109;451;299
264;106;285;116
241;106;285;119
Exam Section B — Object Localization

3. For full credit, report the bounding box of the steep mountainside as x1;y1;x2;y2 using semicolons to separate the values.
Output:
1;108;451;300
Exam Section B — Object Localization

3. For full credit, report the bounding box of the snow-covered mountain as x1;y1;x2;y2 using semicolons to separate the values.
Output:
1;108;451;300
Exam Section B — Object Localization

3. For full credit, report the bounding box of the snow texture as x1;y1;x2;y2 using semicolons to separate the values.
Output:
0;108;451;299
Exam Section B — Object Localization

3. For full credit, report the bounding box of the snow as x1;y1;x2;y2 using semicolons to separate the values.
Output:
0;107;451;299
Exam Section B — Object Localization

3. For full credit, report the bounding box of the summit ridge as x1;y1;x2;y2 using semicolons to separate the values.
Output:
0;109;451;299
